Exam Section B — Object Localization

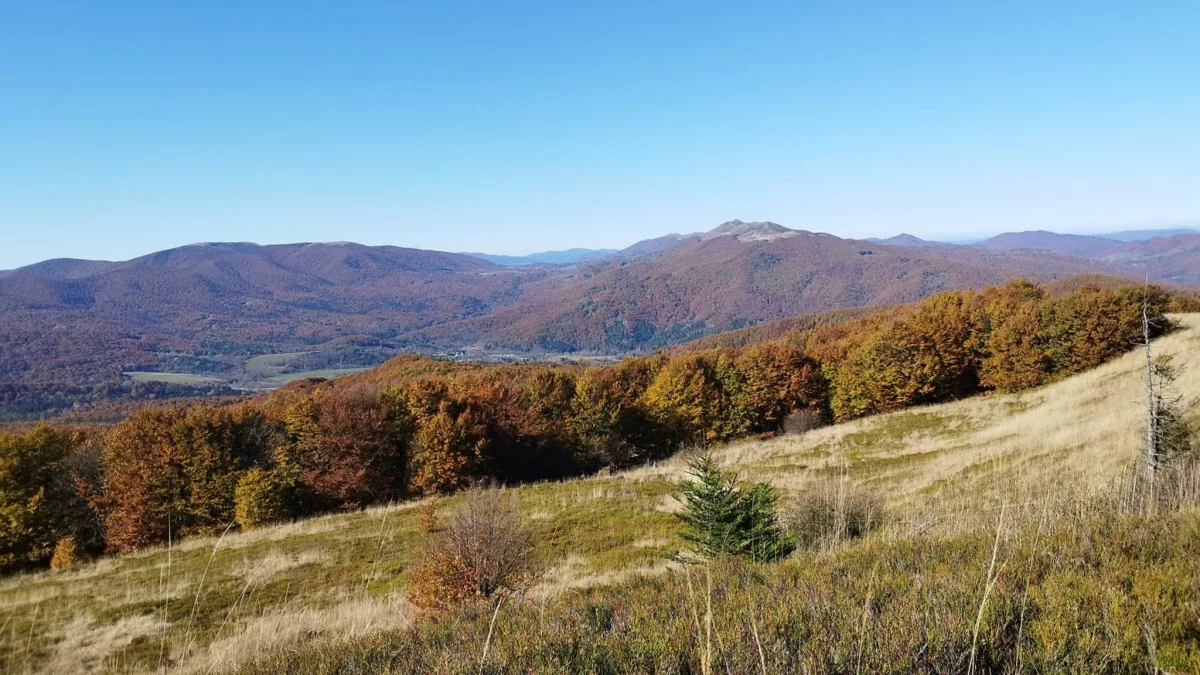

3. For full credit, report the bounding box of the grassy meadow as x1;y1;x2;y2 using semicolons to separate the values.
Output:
244;352;368;386
4;316;1199;673
264;368;369;386
122;372;224;386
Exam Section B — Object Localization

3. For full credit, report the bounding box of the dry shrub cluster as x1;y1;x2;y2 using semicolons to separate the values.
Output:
417;496;439;534
782;408;826;435
790;481;887;550
406;486;540;610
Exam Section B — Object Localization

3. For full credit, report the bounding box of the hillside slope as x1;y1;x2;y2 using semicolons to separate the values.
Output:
977;230;1125;258
1;223;1178;398
1103;232;1200;286
416;228;1110;352
0;242;536;385
3;315;1196;673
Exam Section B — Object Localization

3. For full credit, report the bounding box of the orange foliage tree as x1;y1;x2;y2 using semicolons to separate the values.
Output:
400;379;493;495
736;343;827;431
101;405;273;552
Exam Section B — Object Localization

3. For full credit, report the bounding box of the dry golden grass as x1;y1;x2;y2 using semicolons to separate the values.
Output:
175;595;412;674
46;614;165;674
706;314;1200;523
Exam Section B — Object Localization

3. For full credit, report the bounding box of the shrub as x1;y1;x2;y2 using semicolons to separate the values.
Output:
1169;294;1200;312
782;408;825;435
418;496;439;534
790;481;885;550
49;536;80;570
674;453;794;563
234;468;294;529
407;486;539;610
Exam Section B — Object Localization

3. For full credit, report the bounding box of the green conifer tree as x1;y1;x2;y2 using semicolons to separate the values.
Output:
742;482;794;563
674;453;793;563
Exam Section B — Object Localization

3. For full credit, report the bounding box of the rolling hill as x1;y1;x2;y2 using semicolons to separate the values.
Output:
1102;232;1200;286
459;248;618;266
976;230;1126;258
1100;226;1198;242
2;314;1196;673
865;233;955;249
415;223;1111;352
2;220;1192;411
0;242;536;385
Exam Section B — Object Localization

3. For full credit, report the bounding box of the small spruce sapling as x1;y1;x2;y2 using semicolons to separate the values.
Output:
674;452;793;563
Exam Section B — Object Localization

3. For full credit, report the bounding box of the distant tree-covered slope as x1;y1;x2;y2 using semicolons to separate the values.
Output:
3;221;1192;399
1102;233;1200;286
416;227;1112;352
0;242;538;385
977;230;1126;258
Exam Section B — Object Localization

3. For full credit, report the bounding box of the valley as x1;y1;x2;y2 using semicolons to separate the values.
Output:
5;220;1199;419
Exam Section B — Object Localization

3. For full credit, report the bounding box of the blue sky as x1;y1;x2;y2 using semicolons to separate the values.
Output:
2;1;1198;268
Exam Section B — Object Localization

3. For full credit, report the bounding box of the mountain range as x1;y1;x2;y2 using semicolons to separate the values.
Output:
457;248;618;266
2;220;1198;397
471;223;1199;266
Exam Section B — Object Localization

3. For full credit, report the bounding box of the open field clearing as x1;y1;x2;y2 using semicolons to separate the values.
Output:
3;316;1198;673
122;359;367;393
264;368;369;386
121;372;224;385
242;353;315;377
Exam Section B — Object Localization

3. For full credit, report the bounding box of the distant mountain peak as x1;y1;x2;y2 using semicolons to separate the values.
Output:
978;231;1125;258
703;220;798;242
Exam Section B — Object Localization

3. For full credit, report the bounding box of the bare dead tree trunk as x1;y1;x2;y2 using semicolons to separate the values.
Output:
1142;280;1159;510
1144;301;1156;472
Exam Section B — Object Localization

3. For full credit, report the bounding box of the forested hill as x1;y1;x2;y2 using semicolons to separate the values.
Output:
8;222;1200;423
408;228;1112;352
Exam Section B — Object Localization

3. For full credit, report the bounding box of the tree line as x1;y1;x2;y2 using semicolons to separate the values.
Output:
0;280;1171;573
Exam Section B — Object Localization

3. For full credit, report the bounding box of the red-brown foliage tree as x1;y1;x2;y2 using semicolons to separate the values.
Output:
282;387;411;510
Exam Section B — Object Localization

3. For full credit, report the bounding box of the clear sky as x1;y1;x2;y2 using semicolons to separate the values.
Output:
2;1;1198;268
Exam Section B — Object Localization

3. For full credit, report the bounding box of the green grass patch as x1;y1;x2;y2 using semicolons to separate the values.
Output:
243;352;314;376
123;371;223;385
841;411;974;454
266;368;367;385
